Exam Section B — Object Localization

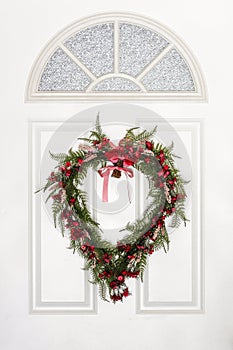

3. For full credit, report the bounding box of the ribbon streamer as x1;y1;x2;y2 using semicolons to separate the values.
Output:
98;166;134;203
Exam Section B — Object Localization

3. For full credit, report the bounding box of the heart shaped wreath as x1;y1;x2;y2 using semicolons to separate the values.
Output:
37;116;188;303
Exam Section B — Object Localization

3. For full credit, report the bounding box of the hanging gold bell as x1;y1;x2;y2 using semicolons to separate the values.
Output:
111;159;123;178
111;169;121;178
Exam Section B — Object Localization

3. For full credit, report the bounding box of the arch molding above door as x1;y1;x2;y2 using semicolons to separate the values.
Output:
25;12;207;102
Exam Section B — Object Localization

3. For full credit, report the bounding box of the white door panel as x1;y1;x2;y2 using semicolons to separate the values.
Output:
30;106;201;316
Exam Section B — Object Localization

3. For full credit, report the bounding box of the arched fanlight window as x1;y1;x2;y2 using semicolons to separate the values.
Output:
25;12;207;101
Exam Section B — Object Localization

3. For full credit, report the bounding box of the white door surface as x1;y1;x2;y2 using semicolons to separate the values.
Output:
1;1;233;350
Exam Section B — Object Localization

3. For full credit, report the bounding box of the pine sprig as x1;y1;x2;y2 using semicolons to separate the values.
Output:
124;127;140;139
135;126;157;141
125;126;157;142
52;200;64;228
95;113;102;135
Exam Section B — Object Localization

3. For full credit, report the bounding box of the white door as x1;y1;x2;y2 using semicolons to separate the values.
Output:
1;2;233;350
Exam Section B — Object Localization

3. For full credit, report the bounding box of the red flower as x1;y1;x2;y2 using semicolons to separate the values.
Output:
70;228;81;240
49;172;57;182
99;271;112;279
105;147;137;165
123;288;129;297
117;244;131;252
158;169;164;177
65;169;72;177
171;195;177;203
69;197;76;204
146;141;153;151
89;253;96;259
127;255;135;260
66;161;71;167
136;245;145;250
86;245;95;252
93;140;100;146
103;253;112;263
157;219;164;227
159;150;164;157
110;281;118;289
77;158;83;165
149;246;154;255
144;230;152;238
100;138;110;147
104;149;120;163
110;295;122;302
80;245;87;252
52;193;61;201
127;271;139;278
156;150;165;164
117;275;124;282
123;159;134;166
62;209;72;219
156;156;165;165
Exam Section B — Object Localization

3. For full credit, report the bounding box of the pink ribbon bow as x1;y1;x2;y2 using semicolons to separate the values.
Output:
98;166;134;202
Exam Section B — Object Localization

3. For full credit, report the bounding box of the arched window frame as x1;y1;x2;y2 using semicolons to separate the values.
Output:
25;12;207;102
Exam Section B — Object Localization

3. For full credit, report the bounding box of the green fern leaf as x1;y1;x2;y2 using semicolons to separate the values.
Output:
49;151;67;163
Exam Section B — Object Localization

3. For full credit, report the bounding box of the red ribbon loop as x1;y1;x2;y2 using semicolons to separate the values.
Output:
98;166;134;202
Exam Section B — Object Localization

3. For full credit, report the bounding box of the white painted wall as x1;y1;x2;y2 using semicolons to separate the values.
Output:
1;1;233;349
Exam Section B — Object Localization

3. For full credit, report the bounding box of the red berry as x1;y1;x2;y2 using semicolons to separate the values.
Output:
65;170;71;177
146;141;153;151
123;159;134;166
77;158;83;165
110;281;117;289
117;275;124;282
158;169;164;177
127;255;135;260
